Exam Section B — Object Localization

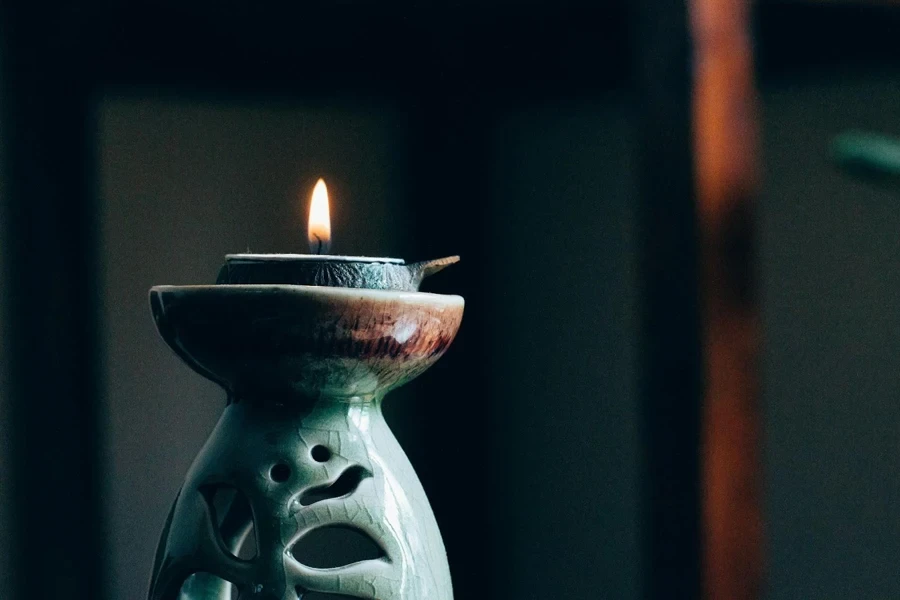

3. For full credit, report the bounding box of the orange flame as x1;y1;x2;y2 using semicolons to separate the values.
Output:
307;178;331;254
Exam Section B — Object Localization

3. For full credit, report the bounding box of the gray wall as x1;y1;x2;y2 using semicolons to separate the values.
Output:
487;103;642;598
762;74;900;599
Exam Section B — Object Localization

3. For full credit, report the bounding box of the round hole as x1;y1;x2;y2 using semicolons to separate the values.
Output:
270;463;291;482
310;445;331;463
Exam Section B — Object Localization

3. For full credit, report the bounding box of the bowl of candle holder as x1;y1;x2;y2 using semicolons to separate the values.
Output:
147;263;462;600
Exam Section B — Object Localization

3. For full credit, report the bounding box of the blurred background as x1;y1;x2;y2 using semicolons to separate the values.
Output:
4;1;900;599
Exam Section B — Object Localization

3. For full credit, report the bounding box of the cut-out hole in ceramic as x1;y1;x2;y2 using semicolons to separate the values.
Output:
270;463;292;482
291;526;385;568
297;466;371;506
178;572;237;600
200;484;257;560
237;520;257;561
310;445;331;462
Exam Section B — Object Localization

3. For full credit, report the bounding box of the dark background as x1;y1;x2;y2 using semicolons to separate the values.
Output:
4;2;900;600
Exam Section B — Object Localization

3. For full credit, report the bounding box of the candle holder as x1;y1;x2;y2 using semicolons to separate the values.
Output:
146;261;463;600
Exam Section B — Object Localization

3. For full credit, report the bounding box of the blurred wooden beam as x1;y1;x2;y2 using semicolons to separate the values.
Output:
635;0;763;597
690;0;764;598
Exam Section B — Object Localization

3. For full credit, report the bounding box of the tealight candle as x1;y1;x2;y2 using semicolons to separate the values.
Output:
215;178;458;290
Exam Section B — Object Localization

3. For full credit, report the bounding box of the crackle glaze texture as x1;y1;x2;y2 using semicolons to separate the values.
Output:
147;285;463;600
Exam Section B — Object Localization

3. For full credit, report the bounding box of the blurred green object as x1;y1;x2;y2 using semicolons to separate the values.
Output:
833;131;900;183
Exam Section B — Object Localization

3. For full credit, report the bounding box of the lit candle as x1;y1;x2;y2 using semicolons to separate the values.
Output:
216;178;458;291
307;178;332;255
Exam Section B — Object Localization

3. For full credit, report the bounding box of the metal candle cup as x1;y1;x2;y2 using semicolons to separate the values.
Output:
217;253;460;291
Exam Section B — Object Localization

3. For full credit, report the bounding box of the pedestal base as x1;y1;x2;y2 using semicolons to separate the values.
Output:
149;397;452;600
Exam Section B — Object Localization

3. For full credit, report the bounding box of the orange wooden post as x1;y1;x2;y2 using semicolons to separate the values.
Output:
691;0;764;598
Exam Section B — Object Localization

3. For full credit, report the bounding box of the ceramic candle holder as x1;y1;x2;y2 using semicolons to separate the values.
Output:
147;264;463;600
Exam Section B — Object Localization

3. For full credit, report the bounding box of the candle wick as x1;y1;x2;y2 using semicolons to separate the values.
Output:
314;234;323;255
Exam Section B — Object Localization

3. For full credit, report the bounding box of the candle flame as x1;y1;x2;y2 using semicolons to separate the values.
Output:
308;178;331;254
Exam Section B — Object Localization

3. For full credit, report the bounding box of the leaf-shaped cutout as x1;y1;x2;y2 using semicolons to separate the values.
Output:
179;572;237;600
200;484;258;560
297;466;371;506
291;526;385;568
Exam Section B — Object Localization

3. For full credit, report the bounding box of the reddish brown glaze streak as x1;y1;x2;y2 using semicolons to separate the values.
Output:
149;285;464;399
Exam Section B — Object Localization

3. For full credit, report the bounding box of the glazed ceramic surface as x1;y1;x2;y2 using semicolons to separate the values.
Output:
147;285;463;600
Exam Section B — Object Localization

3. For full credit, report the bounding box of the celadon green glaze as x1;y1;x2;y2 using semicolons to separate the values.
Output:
147;285;464;600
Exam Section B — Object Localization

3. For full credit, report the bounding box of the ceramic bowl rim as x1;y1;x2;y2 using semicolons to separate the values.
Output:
149;284;465;309
224;253;406;264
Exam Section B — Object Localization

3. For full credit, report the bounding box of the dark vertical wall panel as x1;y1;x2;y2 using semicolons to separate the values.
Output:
0;38;9;599
0;6;104;599
633;0;704;597
404;98;495;599
0;282;7;600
